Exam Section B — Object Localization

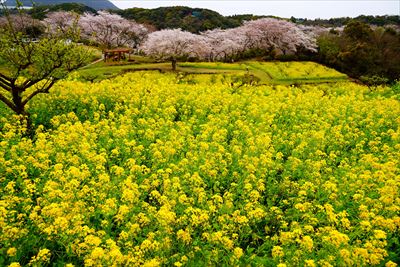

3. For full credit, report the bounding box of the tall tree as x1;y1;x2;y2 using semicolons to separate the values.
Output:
141;29;206;70
79;11;148;50
0;12;44;37
42;11;80;37
201;28;246;61
0;4;89;132
239;18;317;55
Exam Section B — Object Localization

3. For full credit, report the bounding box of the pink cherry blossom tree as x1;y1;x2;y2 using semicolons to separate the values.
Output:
298;24;331;37
0;13;43;37
201;28;245;61
141;29;206;70
239;18;317;55
79;11;148;50
200;18;317;61
42;11;80;38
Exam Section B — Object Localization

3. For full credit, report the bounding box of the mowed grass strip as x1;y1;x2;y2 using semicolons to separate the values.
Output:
75;59;348;84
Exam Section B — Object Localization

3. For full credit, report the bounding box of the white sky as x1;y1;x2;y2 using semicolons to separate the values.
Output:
111;1;399;19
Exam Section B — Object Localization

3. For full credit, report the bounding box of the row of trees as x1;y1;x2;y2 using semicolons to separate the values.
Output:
0;10;149;50
7;8;398;80
57;11;318;62
3;10;319;69
141;18;318;69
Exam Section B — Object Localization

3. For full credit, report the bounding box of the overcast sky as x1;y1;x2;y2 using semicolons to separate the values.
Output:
111;1;399;19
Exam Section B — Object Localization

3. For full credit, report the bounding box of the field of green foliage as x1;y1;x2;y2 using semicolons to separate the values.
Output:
0;70;399;266
78;60;348;84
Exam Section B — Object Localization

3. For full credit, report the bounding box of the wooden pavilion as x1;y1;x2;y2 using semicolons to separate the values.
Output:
103;48;133;62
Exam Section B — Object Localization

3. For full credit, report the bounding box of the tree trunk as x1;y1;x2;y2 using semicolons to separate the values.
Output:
12;89;34;137
12;89;25;115
171;58;177;71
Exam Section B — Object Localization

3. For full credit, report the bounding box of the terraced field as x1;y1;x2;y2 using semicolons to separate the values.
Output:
78;60;348;84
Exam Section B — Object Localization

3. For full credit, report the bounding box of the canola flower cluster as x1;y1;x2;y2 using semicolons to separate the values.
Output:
249;61;347;80
0;72;399;266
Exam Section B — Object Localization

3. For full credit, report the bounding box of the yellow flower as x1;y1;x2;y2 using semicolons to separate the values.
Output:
1;66;400;267
353;247;369;262
29;248;51;264
272;246;284;258
85;235;102;247
304;259;316;267
385;261;398;267
294;203;307;212
143;258;161;267
340;249;353;266
37;248;51;260
90;247;105;259
322;230;349;248
177;229;192;244
374;230;387;239
301;236;313;252
7;247;17;257
233;247;243;259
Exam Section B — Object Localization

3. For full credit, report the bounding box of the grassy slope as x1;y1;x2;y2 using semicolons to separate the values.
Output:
77;59;348;84
0;47;348;85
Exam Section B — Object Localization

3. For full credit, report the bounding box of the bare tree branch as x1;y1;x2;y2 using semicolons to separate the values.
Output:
0;75;12;91
21;79;57;107
0;93;18;113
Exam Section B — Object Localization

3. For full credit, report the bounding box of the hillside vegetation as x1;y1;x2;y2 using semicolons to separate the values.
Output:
2;4;398;33
115;6;242;33
297;15;400;28
4;0;118;10
77;61;348;84
28;3;96;20
115;6;399;33
0;5;398;83
317;21;400;84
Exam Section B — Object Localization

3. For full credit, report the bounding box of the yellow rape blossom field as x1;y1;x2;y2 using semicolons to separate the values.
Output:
0;71;400;266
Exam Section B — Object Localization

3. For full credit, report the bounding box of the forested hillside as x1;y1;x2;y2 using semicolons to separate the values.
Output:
115;6;242;33
295;15;400;27
115;6;398;33
2;4;398;33
4;0;118;10
28;3;96;19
